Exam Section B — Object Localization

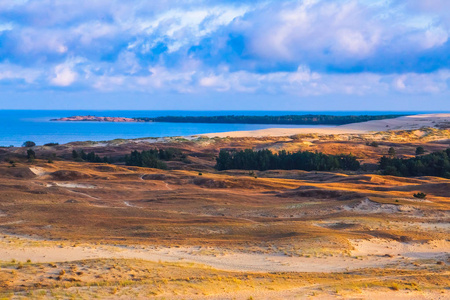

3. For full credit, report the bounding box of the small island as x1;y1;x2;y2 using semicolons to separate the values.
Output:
51;114;406;125
51;115;140;122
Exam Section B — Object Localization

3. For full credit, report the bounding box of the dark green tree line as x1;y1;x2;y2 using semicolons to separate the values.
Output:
215;149;360;171
124;148;182;169
379;148;450;178
135;114;405;125
71;150;111;163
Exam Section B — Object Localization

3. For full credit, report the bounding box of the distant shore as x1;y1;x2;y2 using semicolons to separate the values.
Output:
51;114;406;125
201;114;450;137
50;113;450;139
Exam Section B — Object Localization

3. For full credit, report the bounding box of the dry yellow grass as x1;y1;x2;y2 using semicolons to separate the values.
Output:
1;258;448;299
0;130;449;298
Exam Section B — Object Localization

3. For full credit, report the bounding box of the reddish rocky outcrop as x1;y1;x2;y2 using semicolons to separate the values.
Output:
51;115;140;122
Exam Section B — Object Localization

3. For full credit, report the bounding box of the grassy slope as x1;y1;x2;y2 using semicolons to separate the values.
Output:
0;129;449;298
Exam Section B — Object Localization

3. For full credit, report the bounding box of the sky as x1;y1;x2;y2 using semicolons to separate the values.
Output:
0;0;450;111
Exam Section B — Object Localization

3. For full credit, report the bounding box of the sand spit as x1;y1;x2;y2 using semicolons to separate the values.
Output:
1;235;448;273
202;114;450;138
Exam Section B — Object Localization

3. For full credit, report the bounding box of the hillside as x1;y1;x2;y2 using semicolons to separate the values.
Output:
0;122;449;299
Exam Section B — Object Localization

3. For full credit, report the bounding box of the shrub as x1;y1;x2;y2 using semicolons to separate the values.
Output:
388;147;396;156
23;141;36;147
415;146;425;155
44;142;59;146
391;283;399;291
413;192;427;199
27;149;36;160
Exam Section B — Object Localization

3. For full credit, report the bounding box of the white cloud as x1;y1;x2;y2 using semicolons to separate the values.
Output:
0;63;41;83
335;29;380;56
51;64;77;86
422;27;448;49
0;22;13;32
0;0;449;101
391;71;450;94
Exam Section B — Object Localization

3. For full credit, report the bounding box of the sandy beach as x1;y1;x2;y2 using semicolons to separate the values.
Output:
202;114;450;138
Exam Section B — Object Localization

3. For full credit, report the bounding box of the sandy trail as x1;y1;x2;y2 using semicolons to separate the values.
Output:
123;201;141;208
65;189;100;200
1;236;448;273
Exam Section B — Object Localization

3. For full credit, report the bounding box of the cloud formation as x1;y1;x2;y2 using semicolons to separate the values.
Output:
0;0;449;105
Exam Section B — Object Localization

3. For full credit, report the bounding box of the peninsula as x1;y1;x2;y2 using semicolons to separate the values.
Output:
52;114;406;125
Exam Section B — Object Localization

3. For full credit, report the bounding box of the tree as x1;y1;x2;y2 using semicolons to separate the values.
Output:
378;148;450;178
415;147;425;155
215;149;360;171
72;150;79;159
23;141;36;147
27;149;36;161
125;149;168;169
388;147;396;156
86;151;96;162
80;150;87;160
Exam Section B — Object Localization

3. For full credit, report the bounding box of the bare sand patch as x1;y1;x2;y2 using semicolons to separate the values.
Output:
344;198;400;214
352;238;450;259
28;167;47;177
48;182;97;189
1;234;448;273
202;127;363;138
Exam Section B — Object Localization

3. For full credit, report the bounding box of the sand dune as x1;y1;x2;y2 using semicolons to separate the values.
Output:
202;114;450;138
1;234;448;273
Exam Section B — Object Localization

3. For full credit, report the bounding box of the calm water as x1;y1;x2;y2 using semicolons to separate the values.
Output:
0;110;434;146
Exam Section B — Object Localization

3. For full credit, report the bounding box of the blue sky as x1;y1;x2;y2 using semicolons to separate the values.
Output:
1;0;450;110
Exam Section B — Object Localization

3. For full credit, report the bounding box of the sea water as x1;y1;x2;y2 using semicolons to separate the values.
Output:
0;110;433;146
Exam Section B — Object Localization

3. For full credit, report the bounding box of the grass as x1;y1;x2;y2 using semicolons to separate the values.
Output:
1;258;448;298
0;132;449;298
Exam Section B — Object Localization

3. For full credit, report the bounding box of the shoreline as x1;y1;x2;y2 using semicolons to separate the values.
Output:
50;113;406;125
3;113;450;147
201;114;450;138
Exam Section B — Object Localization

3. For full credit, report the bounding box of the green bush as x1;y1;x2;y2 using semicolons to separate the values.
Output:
413;192;427;199
27;149;36;160
23;141;36;147
415;146;425;155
